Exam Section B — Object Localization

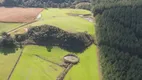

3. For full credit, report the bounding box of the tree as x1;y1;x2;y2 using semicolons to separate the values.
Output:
0;32;16;48
15;34;27;48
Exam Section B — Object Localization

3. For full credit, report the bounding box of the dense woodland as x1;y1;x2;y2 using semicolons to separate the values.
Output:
91;0;142;80
0;0;90;9
0;25;94;53
25;25;94;52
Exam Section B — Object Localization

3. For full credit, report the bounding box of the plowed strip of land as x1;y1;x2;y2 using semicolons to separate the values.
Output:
0;7;43;23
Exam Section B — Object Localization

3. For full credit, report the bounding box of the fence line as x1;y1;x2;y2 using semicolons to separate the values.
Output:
7;48;24;80
8;20;37;34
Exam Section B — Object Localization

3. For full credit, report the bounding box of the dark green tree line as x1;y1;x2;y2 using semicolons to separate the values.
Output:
1;0;75;8
1;0;91;8
91;0;142;80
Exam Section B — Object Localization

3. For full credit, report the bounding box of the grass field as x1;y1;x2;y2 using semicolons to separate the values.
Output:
12;8;95;35
0;8;99;80
65;45;99;80
11;45;99;80
10;45;65;80
0;23;21;34
33;8;94;35
0;48;21;80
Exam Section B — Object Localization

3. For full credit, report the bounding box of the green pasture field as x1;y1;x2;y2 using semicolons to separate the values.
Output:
65;45;100;80
10;45;65;80
0;48;21;80
11;45;99;80
32;8;94;35
0;23;21;34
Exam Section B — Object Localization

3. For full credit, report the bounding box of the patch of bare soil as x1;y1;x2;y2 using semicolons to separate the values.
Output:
0;7;43;23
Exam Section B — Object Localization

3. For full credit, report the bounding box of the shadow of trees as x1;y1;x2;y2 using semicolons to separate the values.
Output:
0;47;17;55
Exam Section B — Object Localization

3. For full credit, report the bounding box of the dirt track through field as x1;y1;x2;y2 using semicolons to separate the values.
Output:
0;7;43;23
7;48;24;80
7;20;37;34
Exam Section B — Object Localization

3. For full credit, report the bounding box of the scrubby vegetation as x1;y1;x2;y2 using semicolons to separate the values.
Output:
18;25;94;53
91;0;142;80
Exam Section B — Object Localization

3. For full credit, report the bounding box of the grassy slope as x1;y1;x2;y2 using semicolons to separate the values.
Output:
10;8;99;80
0;23;21;33
10;45;65;80
0;49;21;80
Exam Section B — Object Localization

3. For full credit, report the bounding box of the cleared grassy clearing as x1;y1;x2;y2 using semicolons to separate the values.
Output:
0;22;21;33
0;48;21;80
11;8;94;35
10;45;65;80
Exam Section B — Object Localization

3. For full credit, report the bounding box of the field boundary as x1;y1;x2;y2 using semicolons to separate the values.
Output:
7;20;37;34
96;47;102;80
57;64;73;80
7;48;24;80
